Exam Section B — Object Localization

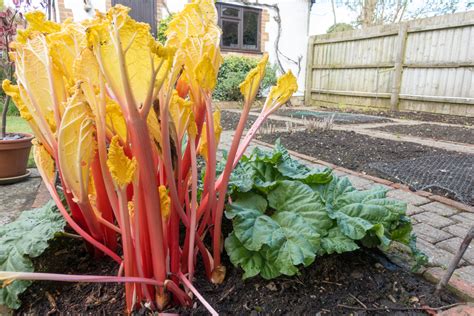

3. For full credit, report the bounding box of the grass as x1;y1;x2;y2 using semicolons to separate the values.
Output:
4;115;36;168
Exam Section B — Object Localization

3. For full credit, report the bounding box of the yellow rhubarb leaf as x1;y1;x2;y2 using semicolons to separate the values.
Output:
105;99;127;141
264;71;298;112
197;109;222;160
240;54;269;102
86;5;173;112
169;90;193;138
194;54;217;92
16;11;61;43
107;135;137;187
32;140;55;185
57;90;97;203
147;109;163;154
159;185;171;221
2;80;32;121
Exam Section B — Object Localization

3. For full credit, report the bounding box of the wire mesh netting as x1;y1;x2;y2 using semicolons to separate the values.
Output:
369;154;474;205
279;110;392;124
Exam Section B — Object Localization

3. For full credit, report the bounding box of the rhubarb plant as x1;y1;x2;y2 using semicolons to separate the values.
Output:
1;1;297;313
224;142;425;279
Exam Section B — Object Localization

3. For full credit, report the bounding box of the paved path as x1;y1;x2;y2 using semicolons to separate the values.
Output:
219;125;474;301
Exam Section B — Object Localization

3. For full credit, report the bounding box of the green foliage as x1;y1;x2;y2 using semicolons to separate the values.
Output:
213;56;277;101
224;141;424;279
0;98;19;116
326;23;354;33
157;14;174;44
0;200;66;309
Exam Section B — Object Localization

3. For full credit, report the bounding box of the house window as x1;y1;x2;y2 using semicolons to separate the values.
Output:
216;2;262;53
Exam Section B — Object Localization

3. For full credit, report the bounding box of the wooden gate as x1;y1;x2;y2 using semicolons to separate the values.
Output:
112;0;157;36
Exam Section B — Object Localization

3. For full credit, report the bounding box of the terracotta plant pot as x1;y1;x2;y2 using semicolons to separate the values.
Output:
0;132;33;180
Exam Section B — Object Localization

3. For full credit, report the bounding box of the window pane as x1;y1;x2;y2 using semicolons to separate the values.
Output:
222;7;239;17
243;11;259;50
222;20;239;48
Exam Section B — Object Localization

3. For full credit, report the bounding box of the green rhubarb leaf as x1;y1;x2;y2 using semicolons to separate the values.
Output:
321;227;359;254
267;180;333;233
225;233;281;280
0;200;66;309
275;140;333;185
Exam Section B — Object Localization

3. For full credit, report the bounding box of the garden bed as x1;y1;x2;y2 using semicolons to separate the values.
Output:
256;130;473;205
309;107;474;126
372;124;474;145
15;229;458;315
275;108;393;124
221;110;297;131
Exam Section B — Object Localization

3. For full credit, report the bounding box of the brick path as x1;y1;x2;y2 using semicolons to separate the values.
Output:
219;112;474;301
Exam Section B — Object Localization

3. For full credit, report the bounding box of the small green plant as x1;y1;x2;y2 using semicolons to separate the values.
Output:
213;56;277;101
0;200;66;308
224;141;425;279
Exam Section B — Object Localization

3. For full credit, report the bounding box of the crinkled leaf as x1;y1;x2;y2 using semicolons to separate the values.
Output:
268;180;333;233
225;233;281;280
0;201;66;309
321;227;359;255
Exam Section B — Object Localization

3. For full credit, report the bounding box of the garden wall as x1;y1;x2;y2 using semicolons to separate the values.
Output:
304;11;474;117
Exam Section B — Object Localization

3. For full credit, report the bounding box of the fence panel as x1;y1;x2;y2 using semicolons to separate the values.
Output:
305;11;474;117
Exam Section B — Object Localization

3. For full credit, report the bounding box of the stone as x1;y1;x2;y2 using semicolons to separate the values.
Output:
413;223;452;243
453;267;474;289
424;267;474;302
344;174;374;190
443;224;471;239
420;202;459;217
406;204;425;216
387;189;431;206
439;303;474;316
416;238;461;268
451;212;474;224
437;238;474;264
412;212;455;229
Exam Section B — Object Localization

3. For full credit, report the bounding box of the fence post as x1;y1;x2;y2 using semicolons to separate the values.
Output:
304;36;315;106
390;23;408;111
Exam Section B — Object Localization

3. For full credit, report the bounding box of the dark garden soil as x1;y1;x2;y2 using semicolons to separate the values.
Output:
221;110;296;131
373;124;474;145
15;228;459;315
256;130;473;204
293;106;474;126
257;130;454;172
274;108;394;124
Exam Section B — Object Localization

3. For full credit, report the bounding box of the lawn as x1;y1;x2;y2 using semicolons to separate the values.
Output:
5;115;35;168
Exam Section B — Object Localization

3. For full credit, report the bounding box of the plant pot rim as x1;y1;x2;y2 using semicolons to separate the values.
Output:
0;132;34;144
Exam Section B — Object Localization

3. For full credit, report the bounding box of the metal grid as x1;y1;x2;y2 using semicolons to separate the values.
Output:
282;110;391;124
369;154;474;205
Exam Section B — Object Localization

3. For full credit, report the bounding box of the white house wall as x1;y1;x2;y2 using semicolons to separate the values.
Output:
162;0;310;96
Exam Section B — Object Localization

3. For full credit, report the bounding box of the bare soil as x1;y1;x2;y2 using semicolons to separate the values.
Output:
308;106;474;126
221;110;297;131
15;231;458;315
373;124;474;145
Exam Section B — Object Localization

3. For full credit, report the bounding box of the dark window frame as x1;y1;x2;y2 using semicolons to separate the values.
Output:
216;2;262;54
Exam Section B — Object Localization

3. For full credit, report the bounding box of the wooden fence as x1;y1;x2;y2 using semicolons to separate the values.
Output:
304;11;474;117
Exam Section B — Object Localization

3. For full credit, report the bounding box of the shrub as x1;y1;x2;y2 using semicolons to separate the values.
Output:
157;13;173;44
213;55;277;101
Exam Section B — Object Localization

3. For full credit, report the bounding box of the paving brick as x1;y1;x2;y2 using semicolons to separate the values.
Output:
416;238;462;268
453;266;474;291
451;212;474;224
332;169;349;177
387;189;431;206
406;204;425;216
413;223;453;243
437;237;474;264
420;202;460;217
439;303;474;316
443;224;471;239
412;212;455;229
344;174;374;190
424;267;474;302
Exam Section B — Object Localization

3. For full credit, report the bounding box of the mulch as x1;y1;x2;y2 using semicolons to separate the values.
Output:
15;231;459;315
372;124;474;145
